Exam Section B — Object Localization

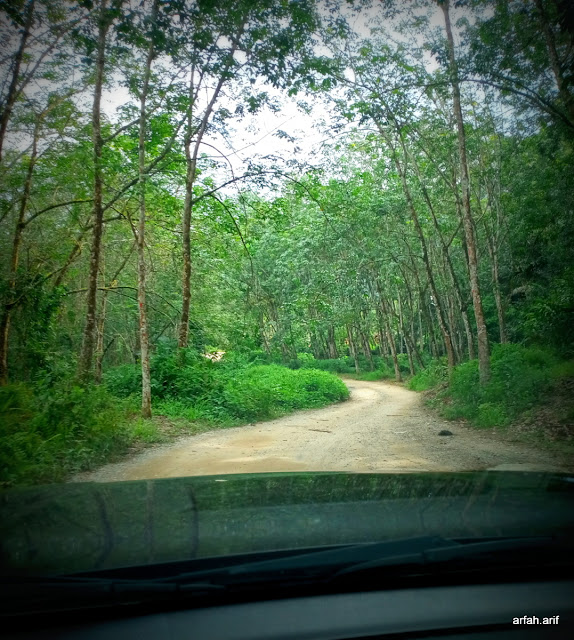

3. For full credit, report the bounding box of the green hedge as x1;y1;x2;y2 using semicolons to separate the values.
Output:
106;349;350;424
0;382;134;487
410;344;559;428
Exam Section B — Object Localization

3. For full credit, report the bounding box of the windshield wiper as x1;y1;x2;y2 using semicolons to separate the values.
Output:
148;534;567;586
3;534;569;613
0;575;225;615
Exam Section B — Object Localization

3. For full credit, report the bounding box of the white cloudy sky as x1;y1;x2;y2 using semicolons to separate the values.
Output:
98;0;466;196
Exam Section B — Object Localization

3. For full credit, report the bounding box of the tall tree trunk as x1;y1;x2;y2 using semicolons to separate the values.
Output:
95;242;135;383
534;0;574;125
0;0;35;164
395;151;456;369
95;291;108;384
346;325;360;374
258;310;271;354
399;269;425;368
397;291;415;375
53;227;87;288
179;43;239;348
360;327;374;370
376;120;455;370
327;325;338;359
178;68;196;350
0;119;39;384
374;281;402;382
78;0;109;381
406;141;475;360
440;0;490;383
135;1;157;418
384;316;402;382
491;249;506;344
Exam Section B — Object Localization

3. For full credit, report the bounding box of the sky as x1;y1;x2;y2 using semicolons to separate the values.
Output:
93;1;468;198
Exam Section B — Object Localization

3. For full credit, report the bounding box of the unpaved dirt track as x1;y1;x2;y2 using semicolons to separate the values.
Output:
75;379;569;483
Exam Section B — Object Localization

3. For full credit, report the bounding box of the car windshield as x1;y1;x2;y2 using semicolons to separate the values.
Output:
1;0;573;582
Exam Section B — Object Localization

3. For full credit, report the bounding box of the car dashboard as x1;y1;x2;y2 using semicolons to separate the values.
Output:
7;579;574;640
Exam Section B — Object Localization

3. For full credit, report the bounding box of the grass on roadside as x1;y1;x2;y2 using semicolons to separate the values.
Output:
408;345;574;459
1;353;349;487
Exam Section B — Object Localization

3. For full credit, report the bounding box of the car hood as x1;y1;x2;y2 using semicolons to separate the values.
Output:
2;471;574;576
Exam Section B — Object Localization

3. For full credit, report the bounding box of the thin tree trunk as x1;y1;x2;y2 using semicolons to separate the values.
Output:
178;68;196;350
259;310;271;354
135;2;157;418
375;282;402;382
396;154;456;369
406;140;475;360
327;325;338;358
0;0;35;164
361;329;374;370
54;228;87;288
384;317;402;382
78;0;109;381
397;291;415;375
481;214;507;344
400;270;425;368
95;292;108;384
376;120;456;370
440;0;490;383
534;0;574;125
179;42;239;348
491;250;506;343
0;120;39;384
346;325;360;374
95;242;135;383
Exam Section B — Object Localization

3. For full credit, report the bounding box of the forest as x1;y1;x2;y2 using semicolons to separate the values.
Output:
1;0;573;486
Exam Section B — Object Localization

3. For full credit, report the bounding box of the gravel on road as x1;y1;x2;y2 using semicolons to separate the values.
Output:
73;379;569;483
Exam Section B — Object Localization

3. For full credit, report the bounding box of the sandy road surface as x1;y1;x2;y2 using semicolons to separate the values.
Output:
75;379;569;483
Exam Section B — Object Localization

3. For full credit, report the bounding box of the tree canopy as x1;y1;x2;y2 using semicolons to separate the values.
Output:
1;0;573;409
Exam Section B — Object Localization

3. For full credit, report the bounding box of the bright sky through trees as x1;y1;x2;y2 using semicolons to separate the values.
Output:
1;0;573;484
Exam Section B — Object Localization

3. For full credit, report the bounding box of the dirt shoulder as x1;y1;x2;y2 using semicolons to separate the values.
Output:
73;379;571;483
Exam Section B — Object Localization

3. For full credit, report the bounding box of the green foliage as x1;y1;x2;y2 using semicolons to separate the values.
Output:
550;360;574;379
214;365;349;421
104;363;142;397
298;357;355;373
356;365;392;381
128;419;164;444
0;381;135;487
104;349;349;425
408;358;448;391
416;345;559;428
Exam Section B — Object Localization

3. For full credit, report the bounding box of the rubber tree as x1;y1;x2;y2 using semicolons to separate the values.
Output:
78;0;117;381
438;0;490;383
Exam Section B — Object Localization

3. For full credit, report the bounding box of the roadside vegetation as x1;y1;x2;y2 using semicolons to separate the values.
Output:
1;1;573;485
408;346;574;454
0;348;348;487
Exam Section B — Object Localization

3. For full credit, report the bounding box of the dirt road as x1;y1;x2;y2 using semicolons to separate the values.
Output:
75;379;569;482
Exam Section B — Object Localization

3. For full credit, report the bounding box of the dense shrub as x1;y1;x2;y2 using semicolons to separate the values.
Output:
2;349;350;486
104;346;216;403
216;365;349;421
408;358;448;391
415;345;558;427
0;381;134;487
104;350;350;425
298;357;355;373
357;367;392;381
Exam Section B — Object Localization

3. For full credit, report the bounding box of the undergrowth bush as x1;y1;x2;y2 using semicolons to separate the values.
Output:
2;349;350;487
413;345;559;428
216;365;349;421
297;356;355;373
0;381;135;487
293;353;406;377
408;358;448;391
105;350;350;425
